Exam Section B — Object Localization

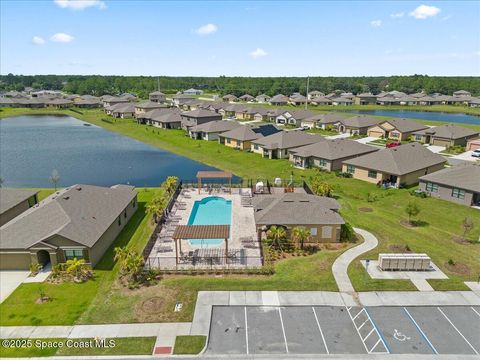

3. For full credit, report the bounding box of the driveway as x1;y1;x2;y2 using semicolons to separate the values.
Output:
425;145;446;154
450;150;480;162
354;136;378;144
0;270;30;303
325;133;351;140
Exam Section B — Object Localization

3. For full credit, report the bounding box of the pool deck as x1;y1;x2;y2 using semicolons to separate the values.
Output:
146;188;262;269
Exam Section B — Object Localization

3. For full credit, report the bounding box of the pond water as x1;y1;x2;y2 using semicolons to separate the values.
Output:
337;110;480;125
0;115;230;188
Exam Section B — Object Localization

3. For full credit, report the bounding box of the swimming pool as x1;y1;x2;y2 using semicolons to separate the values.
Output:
187;196;232;246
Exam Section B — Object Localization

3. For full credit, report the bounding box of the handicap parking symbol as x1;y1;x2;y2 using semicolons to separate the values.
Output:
393;329;411;342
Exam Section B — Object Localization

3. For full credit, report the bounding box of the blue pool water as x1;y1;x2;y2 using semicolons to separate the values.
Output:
187;196;232;246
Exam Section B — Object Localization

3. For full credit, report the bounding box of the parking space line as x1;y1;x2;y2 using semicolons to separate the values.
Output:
363;328;375;341
346;307;371;354
437;307;478;355
364;308;390;354
244;307;249;355
471;307;480;318
352;308;365;321
278;308;289;353
403;307;438;354
312;307;329;354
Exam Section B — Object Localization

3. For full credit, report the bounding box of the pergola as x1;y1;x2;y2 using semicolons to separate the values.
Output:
196;171;233;194
172;225;230;264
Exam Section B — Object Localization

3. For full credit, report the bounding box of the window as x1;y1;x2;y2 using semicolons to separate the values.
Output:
133;199;136;208
226;138;231;144
368;170;377;179
425;182;438;192
391;132;400;139
321;226;332;239
124;209;127;218
415;135;423;141
310;227;317;236
236;140;241;147
318;159;328;167
451;188;465;199
118;216;121;226
346;165;355;174
253;144;259;150
64;249;84;261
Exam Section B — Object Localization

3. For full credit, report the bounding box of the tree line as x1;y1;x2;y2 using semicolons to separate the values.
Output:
1;74;479;97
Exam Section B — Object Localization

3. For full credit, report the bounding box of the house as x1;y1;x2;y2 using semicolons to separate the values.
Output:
367;119;429;141
376;97;402;106
0;184;137;270
189;120;241;141
468;98;480;108
308;90;325;100
269;94;289;106
466;137;480;151
222;94;238;102
150;110;183;129
289;139;378;171
120;93;137;102
183;88;203;95
342;143;446;187
180;109;222;130
251;108;270;121
332;97;353;106
419;164;480;207
251;131;323;159
0;189;39;227
310;96;333;106
74;99;102;108
275;110;314;126
453;90;471;97
111;103;136;118
256;94;271;103
336;115;381;135
412;124;480;147
219;124;280;150
354;93;377;105
239;94;255;102
46;98;73;108
134;101;169;117
172;94;194;107
103;96;129;107
300;113;345;129
253;193;344;243
219;104;244;119
149;91;166;103
265;108;286;122
289;94;308;106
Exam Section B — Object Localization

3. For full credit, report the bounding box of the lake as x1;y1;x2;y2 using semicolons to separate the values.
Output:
0;115;230;188
337;110;480;125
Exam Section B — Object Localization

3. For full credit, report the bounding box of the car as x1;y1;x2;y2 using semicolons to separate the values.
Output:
471;149;480;157
386;141;401;148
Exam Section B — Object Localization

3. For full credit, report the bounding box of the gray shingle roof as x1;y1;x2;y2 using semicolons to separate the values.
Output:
413;124;479;139
0;184;136;250
420;163;480;193
0;189;38;214
253;193;344;226
270;94;289;103
343;143;446;176
252;131;324;150
135;101;167;109
220;125;262;141
378;119;429;133
182;109;221;118
290;139;378;160
189;120;241;134
340;115;381;128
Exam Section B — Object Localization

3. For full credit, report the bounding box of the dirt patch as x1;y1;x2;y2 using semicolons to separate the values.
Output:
444;262;471;275
358;207;373;213
141;297;165;314
389;244;411;253
452;236;472;245
400;219;416;228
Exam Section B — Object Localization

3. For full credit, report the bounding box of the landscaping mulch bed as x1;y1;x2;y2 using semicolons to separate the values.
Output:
389;244;411;253
452;235;472;245
140;297;165;314
444;262;471;275
400;219;416;228
358;207;373;213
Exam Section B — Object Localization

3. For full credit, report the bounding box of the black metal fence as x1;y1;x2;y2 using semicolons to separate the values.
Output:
144;255;264;270
141;181;182;261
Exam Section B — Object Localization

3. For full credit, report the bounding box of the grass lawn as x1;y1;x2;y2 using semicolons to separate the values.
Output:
0;107;479;328
0;337;156;357
173;336;206;355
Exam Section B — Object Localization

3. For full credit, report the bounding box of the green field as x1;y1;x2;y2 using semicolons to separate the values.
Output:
173;336;206;355
0;107;479;329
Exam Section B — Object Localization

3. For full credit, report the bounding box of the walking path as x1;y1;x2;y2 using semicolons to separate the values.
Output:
332;227;378;293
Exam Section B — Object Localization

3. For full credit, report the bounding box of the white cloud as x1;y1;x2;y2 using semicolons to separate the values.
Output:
195;23;218;35
32;36;45;45
370;20;382;27
50;32;75;43
54;0;106;10
409;5;441;19
390;12;404;18
249;48;268;58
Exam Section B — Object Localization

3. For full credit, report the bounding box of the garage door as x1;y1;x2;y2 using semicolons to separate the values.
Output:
432;139;450;147
467;142;480;151
368;130;384;138
0;253;31;270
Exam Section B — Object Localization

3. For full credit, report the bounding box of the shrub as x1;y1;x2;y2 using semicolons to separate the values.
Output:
367;192;378;203
29;262;41;275
448;259;456;266
340;223;355;242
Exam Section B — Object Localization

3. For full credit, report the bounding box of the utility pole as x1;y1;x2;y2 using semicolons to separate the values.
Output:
305;76;309;111
157;77;160;91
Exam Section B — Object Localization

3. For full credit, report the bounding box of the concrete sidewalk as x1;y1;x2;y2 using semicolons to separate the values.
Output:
332;227;378;293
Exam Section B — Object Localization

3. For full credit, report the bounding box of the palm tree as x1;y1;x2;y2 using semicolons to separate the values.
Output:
292;227;311;250
49;169;60;191
266;225;287;250
146;203;161;223
162;176;178;195
66;258;86;280
125;252;144;281
114;246;131;271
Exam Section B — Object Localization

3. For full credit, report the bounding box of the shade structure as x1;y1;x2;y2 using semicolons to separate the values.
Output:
196;171;233;193
172;225;230;265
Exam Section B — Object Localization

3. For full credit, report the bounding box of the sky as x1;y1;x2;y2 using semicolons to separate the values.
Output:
1;0;479;76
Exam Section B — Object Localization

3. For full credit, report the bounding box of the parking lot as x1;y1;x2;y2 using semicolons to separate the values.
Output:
207;305;480;355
